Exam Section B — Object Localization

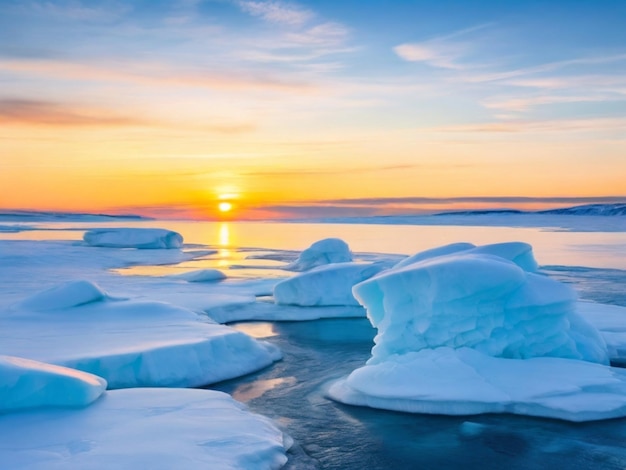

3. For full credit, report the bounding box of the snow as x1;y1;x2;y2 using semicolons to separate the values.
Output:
284;237;352;271
328;347;626;422
15;280;112;311
0;355;106;412
0;388;289;470
274;262;386;307
83;228;183;249
171;268;226;282
1;282;281;389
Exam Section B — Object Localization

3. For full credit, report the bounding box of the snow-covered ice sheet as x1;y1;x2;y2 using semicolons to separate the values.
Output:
83;228;183;249
328;347;626;422
0;388;289;470
284;237;352;271
274;262;386;307
1;281;281;389
0;355;106;412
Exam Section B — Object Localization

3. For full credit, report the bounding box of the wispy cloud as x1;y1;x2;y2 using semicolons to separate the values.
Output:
0;98;149;127
393;24;491;69
482;94;623;112
421;117;626;134
235;0;313;26
0;98;256;133
0;58;317;94
462;54;626;84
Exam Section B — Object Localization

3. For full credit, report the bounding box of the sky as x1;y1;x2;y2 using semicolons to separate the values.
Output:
1;0;625;219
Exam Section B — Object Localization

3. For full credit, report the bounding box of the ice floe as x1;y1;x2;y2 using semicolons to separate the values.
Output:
0;355;106;412
329;347;626;422
83;228;183;249
284;238;352;271
170;268;226;282
328;242;626;421
0;388;289;469
274;262;386;307
1;282;281;388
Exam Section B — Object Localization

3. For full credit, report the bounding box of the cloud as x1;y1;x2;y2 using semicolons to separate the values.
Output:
0;98;256;133
421;117;626;134
393;42;466;70
243;164;417;178
461;54;626;84
0;59;317;94
0;98;149;127
393;24;491;69
235;0;313;26
482;94;621;112
324;196;626;207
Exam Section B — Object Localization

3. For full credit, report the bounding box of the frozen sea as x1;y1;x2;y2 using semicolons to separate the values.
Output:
1;214;626;469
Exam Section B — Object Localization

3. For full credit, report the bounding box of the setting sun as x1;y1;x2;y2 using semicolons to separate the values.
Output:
218;202;233;213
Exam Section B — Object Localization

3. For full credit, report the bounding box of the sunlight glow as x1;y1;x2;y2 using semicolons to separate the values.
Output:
218;202;233;213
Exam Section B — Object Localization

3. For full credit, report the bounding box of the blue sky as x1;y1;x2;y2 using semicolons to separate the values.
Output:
1;0;625;217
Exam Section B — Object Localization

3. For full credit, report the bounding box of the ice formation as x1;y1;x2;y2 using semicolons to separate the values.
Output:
171;269;226;282
284;238;352;271
393;241;538;272
274;262;386;307
1;282;281;388
83;228;183;249
329;347;626;421
356;244;606;363
0;388;289;469
15;280;112;311
328;242;626;421
0;355;106;412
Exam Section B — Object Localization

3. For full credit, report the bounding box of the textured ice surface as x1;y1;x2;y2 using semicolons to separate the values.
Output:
393;242;538;272
328;347;626;422
578;301;626;366
83;228;183;249
285;238;352;271
1;282;281;389
0;355;106;412
0;388;289;470
274;262;386;306
355;249;607;364
327;243;626;421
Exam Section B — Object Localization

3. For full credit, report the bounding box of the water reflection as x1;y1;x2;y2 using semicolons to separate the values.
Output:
232;376;297;402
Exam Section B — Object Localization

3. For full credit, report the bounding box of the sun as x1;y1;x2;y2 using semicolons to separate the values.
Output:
218;201;233;213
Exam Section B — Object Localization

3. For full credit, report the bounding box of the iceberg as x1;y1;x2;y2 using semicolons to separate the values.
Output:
83;228;183;249
1;281;281;389
328;242;626;421
274;262;386;307
0;355;106;412
0;388;289;469
284;238;352;271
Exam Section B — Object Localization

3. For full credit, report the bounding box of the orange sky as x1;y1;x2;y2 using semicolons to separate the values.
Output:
1;1;625;219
